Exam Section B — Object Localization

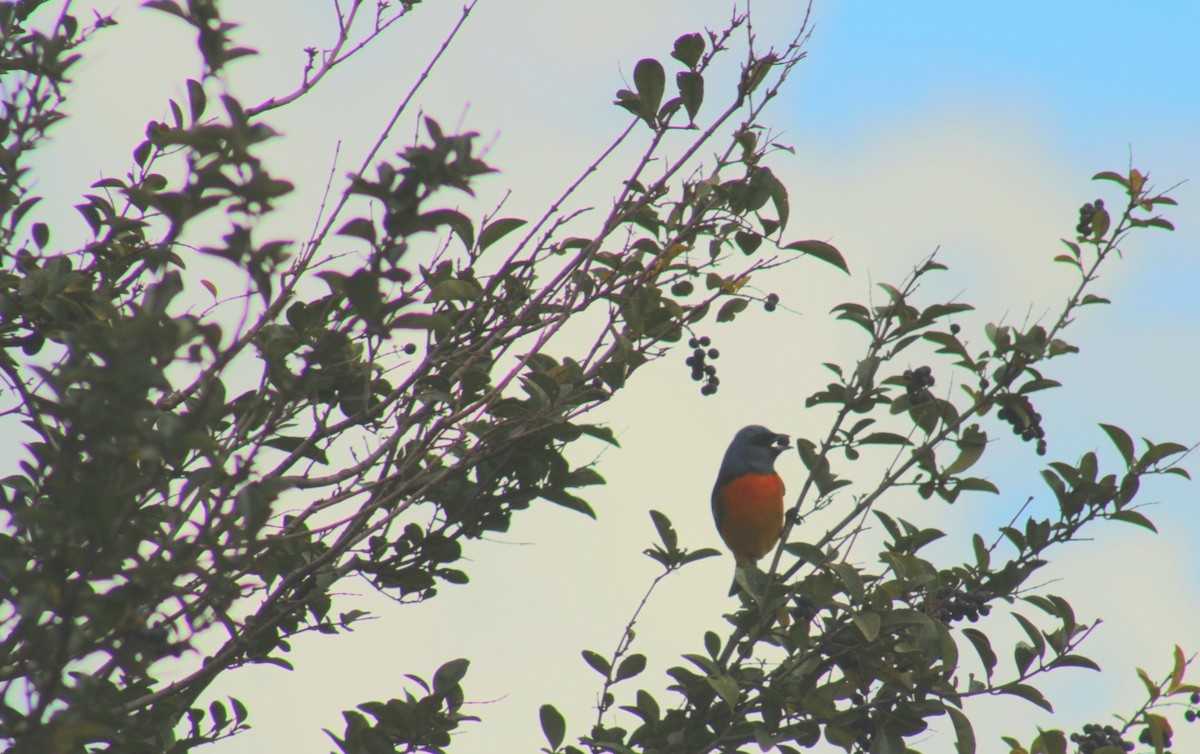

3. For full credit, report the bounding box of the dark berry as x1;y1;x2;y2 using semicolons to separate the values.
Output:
403;343;417;355
699;336;711;347
950;323;961;335
688;337;700;349
1094;198;1104;209
700;383;716;396
704;365;717;377
766;293;780;305
707;348;719;359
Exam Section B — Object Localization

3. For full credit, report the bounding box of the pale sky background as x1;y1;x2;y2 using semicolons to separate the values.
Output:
18;1;1200;752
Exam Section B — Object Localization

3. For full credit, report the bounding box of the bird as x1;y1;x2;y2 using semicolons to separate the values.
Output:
711;425;790;575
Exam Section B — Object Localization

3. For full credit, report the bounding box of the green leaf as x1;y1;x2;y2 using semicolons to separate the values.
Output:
392;313;450;333
1142;216;1175;231
1051;654;1101;672
649;510;678;552
337;218;376;244
426;279;482;302
1031;729;1068;754
479;217;527;251
1139;440;1188;467
1001;683;1054;712
576;423;619;446
1099;423;1135;467
784;240;849;273
670;33;705;69
676;71;704;122
581;650;610;677
827;562;864;601
433;658;469;696
957;477;999;495
540;488;596;518
945;424;986;476
209;701;227;731
230;697;248;724
961;628;997;678
613;88;651;125
947;706;976;754
734;231;761;255
858;432;912;446
716;298;748;322
565;468;605;488
707;674;740;710
1092;170;1130;188
1013;612;1046;658
424;209;475;250
31;222;49;250
263;436;328;464
186;78;207;123
1109;509;1157;532
852;611;880;641
143;0;185;18
972;534;990;571
768;172;790;232
671;280;694;296
615;654;646;681
633;58;666;115
539;704;566;751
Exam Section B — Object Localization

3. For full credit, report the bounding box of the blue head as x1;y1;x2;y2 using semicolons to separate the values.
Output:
715;425;790;488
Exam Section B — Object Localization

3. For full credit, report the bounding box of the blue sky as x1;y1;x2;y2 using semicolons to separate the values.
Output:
802;4;1200;151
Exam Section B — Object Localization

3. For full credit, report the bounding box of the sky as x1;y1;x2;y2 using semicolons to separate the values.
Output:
14;0;1200;752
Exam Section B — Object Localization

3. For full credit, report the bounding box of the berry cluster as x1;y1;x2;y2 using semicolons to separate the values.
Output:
1076;198;1105;237
792;593;819;624
924;585;992;624
1137;724;1173;751
996;395;1047;456
1185;691;1200;723
685;336;720;396
903;366;935;405
1071;724;1133;754
764;292;780;312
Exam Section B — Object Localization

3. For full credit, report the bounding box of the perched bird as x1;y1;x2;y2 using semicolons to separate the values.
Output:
711;425;789;570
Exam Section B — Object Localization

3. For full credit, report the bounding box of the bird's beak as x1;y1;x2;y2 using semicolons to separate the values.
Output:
773;433;791;451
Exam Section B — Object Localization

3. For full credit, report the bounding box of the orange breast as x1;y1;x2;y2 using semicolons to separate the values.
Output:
717;473;785;566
